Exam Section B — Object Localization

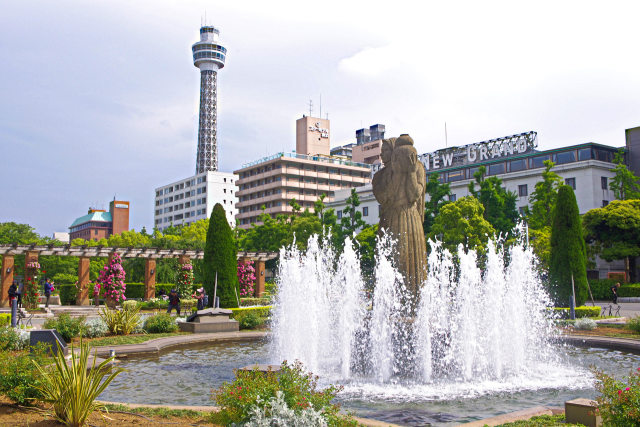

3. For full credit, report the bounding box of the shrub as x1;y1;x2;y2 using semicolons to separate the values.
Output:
588;279;621;300
230;306;272;320
263;281;277;297
97;253;126;303
99;305;141;336
0;313;10;327
59;284;78;305
52;273;77;286
43;313;86;343
594;367;640;425
552;306;600;318
82;318;109;338
574;318;597;331
122;300;138;310
204;203;239;308
212;361;351;426
235;311;263;330
181;298;198;313
241;298;272;307
176;262;195;299
124;282;145;299
619;284;640;298
34;341;125;426
0;344;48;404
628;317;640;334
138;298;169;310
0;326;30;351
143;313;179;333
246;390;328;426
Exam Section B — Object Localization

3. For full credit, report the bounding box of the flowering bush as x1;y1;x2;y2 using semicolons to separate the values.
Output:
238;261;256;297
97;253;127;304
176;262;194;299
594;367;640;424
212;361;354;426
23;267;41;310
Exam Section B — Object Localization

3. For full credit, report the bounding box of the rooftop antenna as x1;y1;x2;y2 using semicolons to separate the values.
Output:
308;99;313;117
445;122;448;148
319;94;322;120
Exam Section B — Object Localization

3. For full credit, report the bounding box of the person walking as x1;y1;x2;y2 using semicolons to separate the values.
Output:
16;280;24;309
611;282;621;305
44;279;54;308
8;281;18;327
167;289;181;315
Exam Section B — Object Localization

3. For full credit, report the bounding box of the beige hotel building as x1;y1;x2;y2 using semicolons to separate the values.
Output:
234;116;372;228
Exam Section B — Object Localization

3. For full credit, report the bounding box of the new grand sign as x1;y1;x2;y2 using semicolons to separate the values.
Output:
418;131;538;171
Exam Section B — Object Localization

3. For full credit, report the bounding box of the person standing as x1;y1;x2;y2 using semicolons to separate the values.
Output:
44;279;53;308
8;281;18;327
611;282;621;305
193;287;206;311
16;280;24;309
167;289;181;315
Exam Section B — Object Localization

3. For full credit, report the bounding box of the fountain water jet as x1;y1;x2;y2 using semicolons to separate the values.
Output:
272;226;561;394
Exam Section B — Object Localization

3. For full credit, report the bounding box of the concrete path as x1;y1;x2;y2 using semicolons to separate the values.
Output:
458;405;563;426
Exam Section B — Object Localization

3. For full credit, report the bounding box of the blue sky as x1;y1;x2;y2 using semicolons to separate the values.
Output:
2;0;639;236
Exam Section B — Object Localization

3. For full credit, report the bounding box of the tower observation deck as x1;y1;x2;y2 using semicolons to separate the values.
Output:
192;25;227;173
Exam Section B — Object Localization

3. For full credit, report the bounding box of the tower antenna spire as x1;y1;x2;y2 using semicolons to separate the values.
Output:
308;99;313;117
319;94;322;120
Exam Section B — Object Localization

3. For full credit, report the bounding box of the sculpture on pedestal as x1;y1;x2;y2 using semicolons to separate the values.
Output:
372;134;427;299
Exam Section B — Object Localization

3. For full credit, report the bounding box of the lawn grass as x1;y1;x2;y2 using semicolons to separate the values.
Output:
102;403;210;419
73;332;189;347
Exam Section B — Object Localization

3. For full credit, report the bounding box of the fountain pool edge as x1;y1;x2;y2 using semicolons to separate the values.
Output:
89;331;269;358
561;334;640;354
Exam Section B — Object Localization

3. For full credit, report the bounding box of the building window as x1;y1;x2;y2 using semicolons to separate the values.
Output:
565;177;576;190
363;206;369;216
509;159;527;173
518;206;527;216
602;200;609;207
554;151;576;165
518;184;528;197
94;229;98;235
449;194;456;202
488;163;505;176
337;210;342;219
601;176;608;190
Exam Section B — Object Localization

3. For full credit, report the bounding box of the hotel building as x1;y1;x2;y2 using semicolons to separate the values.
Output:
234;115;372;228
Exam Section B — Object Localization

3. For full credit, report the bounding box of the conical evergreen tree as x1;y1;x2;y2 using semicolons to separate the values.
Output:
549;185;588;306
203;203;239;308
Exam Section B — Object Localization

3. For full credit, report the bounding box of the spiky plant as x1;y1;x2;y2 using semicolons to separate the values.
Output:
33;341;124;426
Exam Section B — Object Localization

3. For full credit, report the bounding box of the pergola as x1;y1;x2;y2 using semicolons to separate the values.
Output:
0;244;278;307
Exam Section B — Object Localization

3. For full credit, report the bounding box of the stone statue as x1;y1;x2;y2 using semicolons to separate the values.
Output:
372;134;427;301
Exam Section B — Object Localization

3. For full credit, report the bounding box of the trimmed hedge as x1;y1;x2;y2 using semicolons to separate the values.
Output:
587;279;620;300
240;298;271;307
0;314;10;327
124;283;202;299
553;306;601;318
58;284;78;305
230;306;272;320
619;284;640;297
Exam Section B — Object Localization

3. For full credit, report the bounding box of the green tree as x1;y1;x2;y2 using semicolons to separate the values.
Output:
468;166;518;237
355;224;378;279
180;219;209;245
237;210;290;252
429;196;495;255
203;203;239;308
314;193;338;232
609;149;640;200
583;199;640;282
549;185;588;307
526;160;564;229
424;173;452;236
0;222;42;244
525;160;564;269
288;211;323;250
338;189;366;245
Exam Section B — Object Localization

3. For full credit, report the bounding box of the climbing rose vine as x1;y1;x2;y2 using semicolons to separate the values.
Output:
176;262;194;299
97;253;127;304
237;261;256;297
23;266;41;310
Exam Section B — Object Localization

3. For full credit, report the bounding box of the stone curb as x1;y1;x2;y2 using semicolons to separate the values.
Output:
457;405;563;426
90;331;269;358
561;334;640;354
96;401;402;427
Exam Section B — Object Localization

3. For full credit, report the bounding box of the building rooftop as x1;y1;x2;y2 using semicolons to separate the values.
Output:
69;211;112;228
238;152;371;170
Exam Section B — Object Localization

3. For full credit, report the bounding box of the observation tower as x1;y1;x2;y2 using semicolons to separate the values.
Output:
192;25;227;173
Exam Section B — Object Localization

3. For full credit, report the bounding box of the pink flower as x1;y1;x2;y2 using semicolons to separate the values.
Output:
625;387;630;391
618;390;623;395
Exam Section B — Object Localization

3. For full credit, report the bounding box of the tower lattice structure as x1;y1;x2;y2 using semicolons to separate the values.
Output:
192;25;227;173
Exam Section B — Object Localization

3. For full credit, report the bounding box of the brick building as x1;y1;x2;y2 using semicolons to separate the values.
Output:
69;200;130;241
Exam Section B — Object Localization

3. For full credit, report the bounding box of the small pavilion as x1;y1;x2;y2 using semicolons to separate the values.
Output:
0;244;278;307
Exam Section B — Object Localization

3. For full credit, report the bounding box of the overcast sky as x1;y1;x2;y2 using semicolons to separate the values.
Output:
1;0;639;236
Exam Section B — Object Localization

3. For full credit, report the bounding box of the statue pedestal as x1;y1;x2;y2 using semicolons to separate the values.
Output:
178;308;239;333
